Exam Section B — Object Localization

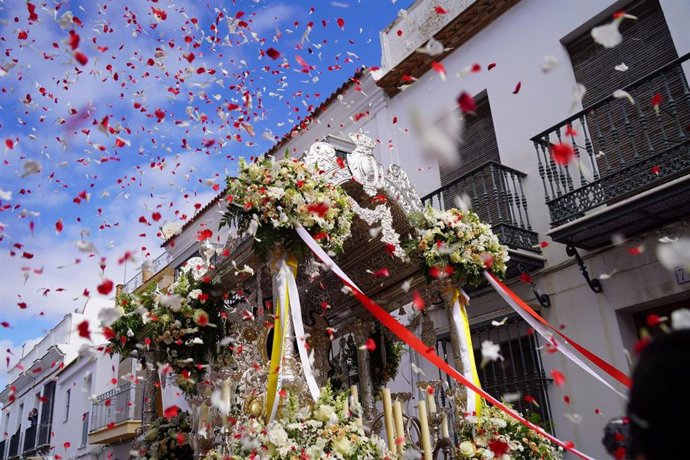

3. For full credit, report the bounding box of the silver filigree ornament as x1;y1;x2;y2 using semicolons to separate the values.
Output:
347;133;385;196
181;256;209;281
348;197;407;260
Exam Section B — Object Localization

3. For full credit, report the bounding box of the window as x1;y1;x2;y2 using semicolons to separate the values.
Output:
566;0;688;173
64;389;70;422
438;93;500;187
80;412;89;447
567;0;678;106
470;317;553;428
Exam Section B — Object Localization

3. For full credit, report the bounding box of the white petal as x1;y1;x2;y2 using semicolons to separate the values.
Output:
591;21;622;48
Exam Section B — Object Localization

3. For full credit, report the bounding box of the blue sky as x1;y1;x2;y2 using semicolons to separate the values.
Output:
0;0;414;386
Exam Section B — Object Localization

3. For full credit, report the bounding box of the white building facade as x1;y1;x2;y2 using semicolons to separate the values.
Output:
0;299;136;460
184;1;689;458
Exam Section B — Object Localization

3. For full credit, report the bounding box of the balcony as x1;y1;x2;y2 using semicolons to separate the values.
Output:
22;425;36;454
422;161;544;276
89;382;144;445
7;431;19;459
122;251;173;294
36;422;51;450
531;53;690;249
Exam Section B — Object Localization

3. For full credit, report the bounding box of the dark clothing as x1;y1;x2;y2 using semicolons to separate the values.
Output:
627;330;690;460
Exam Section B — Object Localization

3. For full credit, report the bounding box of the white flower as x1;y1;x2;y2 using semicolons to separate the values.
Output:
491;417;507;429
459;441;477;458
672;309;690;331
161;220;182;239
158;294;183;312
188;289;202;300
481;448;495;459
591;19;623;48
333;436;353;455
267;425;289;447
314;404;336;422
481;340;504;364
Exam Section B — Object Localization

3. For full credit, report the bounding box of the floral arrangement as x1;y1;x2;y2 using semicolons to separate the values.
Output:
221;154;354;259
141;411;194;460
409;206;509;287
203;386;393;460
107;272;232;395
456;405;563;460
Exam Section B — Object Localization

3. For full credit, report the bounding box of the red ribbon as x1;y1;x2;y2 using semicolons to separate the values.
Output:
299;231;593;459
486;272;632;389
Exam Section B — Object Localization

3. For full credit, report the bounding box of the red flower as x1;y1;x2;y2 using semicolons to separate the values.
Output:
266;48;281;60
551;369;566;386
372;268;390;278
550;142;575;165
431;61;446;80
163;405;179;419
364;338;377;351
77;320;91;340
488;439;509;457
646;314;664;327
307;203;329;217
102;327;115;340
457;92;476;115
196;228;213;241
74;51;88;66
412;291;425;312
97;279;114;295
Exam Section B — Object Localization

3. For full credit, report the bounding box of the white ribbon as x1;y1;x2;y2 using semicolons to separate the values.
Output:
452;290;481;416
281;257;322;404
483;272;627;399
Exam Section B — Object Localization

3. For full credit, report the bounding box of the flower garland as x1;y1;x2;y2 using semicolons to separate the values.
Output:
107;272;232;395
221;154;354;259
202;386;393;460
456;405;563;460
409;206;509;288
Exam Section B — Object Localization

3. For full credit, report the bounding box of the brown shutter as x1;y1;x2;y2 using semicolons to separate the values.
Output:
439;95;500;186
567;0;678;107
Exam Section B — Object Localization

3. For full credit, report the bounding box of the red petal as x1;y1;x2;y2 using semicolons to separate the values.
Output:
512;81;522;94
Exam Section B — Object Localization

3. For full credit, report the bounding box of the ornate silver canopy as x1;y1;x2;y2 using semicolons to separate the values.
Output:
303;133;424;215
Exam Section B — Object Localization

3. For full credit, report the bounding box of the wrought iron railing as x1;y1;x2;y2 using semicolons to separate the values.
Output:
422;161;540;252
22;425;36;453
90;382;144;432
36;422;51;448
122;251;173;294
532;52;690;227
7;431;19;458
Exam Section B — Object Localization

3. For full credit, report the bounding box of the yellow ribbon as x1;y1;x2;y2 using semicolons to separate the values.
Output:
453;289;482;417
264;255;298;423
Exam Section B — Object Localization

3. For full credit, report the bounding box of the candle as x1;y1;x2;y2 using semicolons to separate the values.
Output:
222;378;232;410
198;403;209;434
425;385;437;414
350;384;359;406
393;400;405;456
417;401;433;460
382;388;396;452
441;412;450;439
